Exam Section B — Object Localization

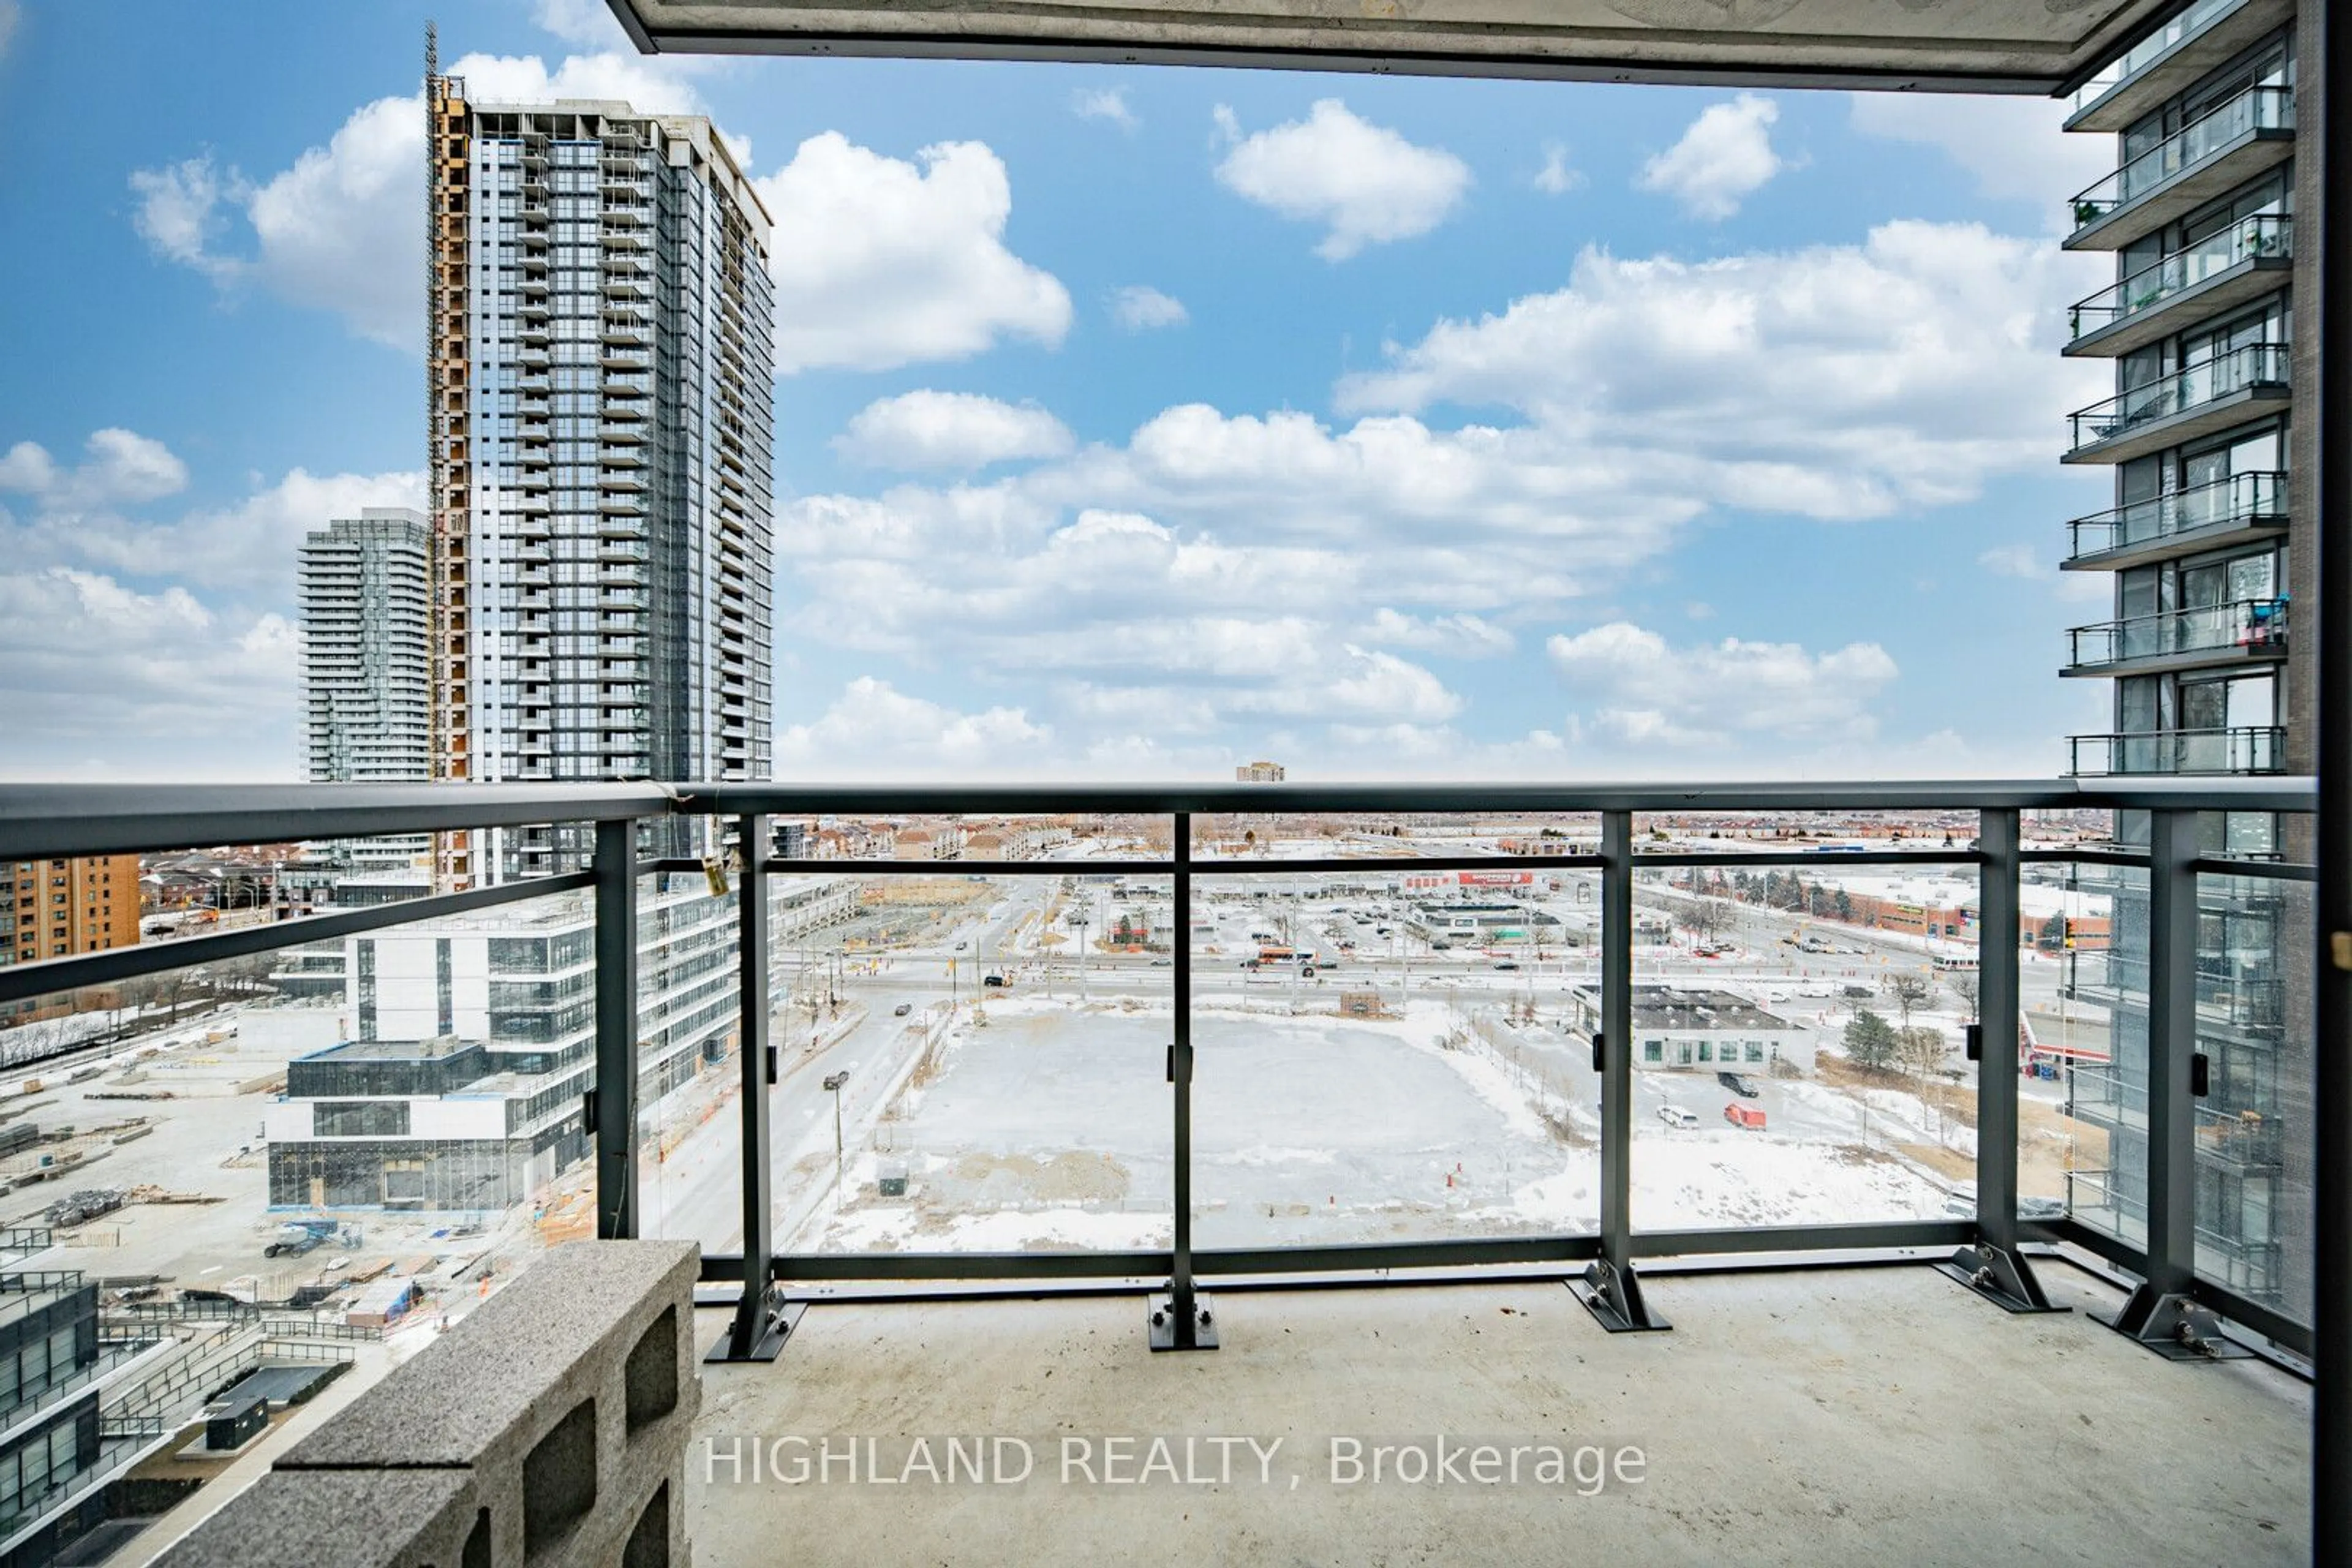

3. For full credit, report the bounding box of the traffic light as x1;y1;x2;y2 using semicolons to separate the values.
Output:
2062;917;2076;951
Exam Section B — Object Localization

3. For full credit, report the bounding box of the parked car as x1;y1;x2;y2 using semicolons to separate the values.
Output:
1842;984;1872;998
2017;1196;2067;1221
1717;1072;1762;1099
954;941;968;951
1656;1105;1700;1129
1494;960;1520;971
893;1003;913;1017
982;973;1008;988
1148;957;1173;967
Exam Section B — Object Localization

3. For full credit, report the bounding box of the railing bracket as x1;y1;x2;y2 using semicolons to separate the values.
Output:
2098;1285;2250;1361
706;1284;805;1364
1574;1259;1670;1334
1934;1243;2067;1315
1148;1288;1218;1352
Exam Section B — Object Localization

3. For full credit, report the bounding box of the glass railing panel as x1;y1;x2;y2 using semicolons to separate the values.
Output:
1190;868;1601;1249
2190;867;2313;1323
2066;470;2287;559
1632;809;1975;857
2068;596;2289;667
1196;811;1600;864
634;868;745;1255
2070;85;2294;232
767;812;1144;865
2067;344;2290;453
769;871;1173;1254
1628;856;1981;1233
0;881;603;1438
2068;214;2291;339
2025;862;2147;1243
2069;727;2286;776
2067;0;2242;113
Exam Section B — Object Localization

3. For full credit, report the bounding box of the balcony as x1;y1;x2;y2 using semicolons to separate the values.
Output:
2065;85;2294;253
2068;726;2286;775
2064;470;2288;570
2064;0;2296;134
2063;343;2290;464
2065;215;2292;358
2063;595;2288;676
0;779;2320;1566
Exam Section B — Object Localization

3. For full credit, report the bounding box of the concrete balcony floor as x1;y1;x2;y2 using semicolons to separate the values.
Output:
690;1264;2307;1567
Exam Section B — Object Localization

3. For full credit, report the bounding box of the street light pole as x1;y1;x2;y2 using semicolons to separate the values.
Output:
823;1070;850;1206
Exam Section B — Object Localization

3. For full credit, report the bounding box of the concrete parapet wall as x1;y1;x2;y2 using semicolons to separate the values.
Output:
155;1240;698;1568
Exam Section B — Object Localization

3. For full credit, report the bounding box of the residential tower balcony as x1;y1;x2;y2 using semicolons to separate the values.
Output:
2064;0;2297;134
2065;214;2292;358
2064;469;2288;569
2063;342;2291;464
2062;595;2288;676
2068;726;2286;775
2065;85;2294;252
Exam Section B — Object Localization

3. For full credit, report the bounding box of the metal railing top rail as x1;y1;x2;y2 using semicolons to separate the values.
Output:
0;777;2315;866
0;780;673;862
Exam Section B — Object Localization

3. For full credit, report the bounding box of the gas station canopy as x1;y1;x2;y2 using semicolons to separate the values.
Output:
601;0;2188;95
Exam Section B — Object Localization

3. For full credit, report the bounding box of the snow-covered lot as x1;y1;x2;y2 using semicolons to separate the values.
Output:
793;993;1962;1254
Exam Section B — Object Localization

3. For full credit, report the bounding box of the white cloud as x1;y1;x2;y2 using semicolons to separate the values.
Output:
1071;88;1137;130
1977;543;2042;579
1362;608;1515;658
1109;285;1188;331
1534;142;1583;196
835;391;1074;472
0;568;303;780
1213;99;1472;261
127;51;708;351
1;431;419;593
533;0;634;47
1980;541;2111;603
756;134;1072;374
1637;94;1785;221
775;678;1051;777
1339;221;2107;516
1547;622;1899;748
0;429;188;508
1849;92;2112;225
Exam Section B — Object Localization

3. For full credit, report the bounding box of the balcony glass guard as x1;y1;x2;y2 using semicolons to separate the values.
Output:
2068;726;2286;775
2067;343;2290;454
2067;0;2244;114
2067;595;2290;668
2068;215;2291;340
2068;85;2294;234
2066;470;2286;560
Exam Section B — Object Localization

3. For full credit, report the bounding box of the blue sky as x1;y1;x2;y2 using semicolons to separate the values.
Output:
0;0;2128;782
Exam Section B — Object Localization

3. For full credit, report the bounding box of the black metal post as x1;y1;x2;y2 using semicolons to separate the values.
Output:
1152;811;1215;1349
2313;0;2351;1546
593;818;638;1241
710;813;801;1362
1937;809;2059;1312
2105;810;2239;1356
1577;809;1667;1331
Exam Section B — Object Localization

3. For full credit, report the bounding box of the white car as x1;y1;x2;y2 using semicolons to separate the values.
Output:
1655;1106;1700;1129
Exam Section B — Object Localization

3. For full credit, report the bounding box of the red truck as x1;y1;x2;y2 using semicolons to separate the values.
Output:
1724;1103;1766;1131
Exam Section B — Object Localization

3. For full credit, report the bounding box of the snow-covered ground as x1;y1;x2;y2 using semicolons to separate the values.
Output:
791;991;1962;1255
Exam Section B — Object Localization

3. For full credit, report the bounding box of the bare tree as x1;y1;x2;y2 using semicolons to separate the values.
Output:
1675;897;1733;944
1885;971;1936;1031
1899;1024;1951;1139
1947;970;1980;1020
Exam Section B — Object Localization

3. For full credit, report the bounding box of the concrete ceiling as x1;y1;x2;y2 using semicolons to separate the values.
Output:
602;0;2188;94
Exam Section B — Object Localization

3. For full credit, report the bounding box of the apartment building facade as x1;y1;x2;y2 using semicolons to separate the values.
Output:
425;80;777;881
3;859;138;970
2055;0;2315;1319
